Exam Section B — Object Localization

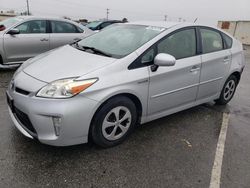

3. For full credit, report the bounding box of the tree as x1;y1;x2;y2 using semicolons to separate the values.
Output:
122;18;128;23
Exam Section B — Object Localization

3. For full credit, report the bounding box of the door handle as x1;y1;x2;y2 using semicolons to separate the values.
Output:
40;38;49;42
223;56;230;62
73;38;81;41
190;66;200;72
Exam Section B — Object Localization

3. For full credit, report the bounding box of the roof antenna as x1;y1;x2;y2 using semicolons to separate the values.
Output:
194;18;198;23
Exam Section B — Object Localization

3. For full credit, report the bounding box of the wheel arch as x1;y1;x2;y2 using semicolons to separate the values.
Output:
88;93;143;140
230;71;241;84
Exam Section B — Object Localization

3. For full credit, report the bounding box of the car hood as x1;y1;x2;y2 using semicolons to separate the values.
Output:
23;45;117;83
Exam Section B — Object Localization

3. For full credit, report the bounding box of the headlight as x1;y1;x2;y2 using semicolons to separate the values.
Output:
36;78;98;98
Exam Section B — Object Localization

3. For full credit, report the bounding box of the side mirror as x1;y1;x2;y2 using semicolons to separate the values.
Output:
151;53;176;72
154;53;176;67
7;28;20;35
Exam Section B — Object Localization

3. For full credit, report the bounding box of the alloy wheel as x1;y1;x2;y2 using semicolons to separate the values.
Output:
224;80;236;100
102;106;132;141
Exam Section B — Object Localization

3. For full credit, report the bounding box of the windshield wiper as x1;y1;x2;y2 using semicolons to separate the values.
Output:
72;43;112;57
80;45;112;57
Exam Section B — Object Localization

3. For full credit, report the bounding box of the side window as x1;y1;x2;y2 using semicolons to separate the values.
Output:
141;48;155;64
77;27;84;33
200;28;223;53
51;21;79;33
15;20;46;34
222;33;233;49
157;29;196;59
128;47;156;69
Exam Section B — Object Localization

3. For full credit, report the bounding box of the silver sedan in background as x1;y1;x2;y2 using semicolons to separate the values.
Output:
0;16;93;68
7;22;245;147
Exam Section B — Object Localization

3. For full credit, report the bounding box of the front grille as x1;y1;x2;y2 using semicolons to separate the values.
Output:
14;107;37;136
15;87;30;95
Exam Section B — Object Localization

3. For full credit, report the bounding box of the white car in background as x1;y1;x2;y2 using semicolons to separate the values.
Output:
0;16;93;68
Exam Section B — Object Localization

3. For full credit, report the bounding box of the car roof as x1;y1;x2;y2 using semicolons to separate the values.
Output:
89;20;122;24
129;21;227;33
15;15;88;27
127;21;193;29
104;20;123;23
17;16;75;23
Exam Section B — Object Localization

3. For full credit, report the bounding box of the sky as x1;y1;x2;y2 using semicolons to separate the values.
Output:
0;0;250;26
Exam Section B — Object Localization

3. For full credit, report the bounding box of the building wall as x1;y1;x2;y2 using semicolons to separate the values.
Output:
0;15;15;21
218;21;250;45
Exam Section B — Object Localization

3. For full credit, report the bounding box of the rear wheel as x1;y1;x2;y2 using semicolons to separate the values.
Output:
215;75;238;105
91;96;137;148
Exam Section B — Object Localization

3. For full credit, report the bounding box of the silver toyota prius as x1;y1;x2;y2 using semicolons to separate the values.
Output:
6;21;245;147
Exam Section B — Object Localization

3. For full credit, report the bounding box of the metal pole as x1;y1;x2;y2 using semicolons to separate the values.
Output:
106;8;109;20
26;0;30;15
164;15;167;22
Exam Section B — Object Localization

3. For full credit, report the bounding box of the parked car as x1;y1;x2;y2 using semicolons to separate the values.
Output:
86;20;123;31
7;21;245;147
79;22;88;26
0;16;93;68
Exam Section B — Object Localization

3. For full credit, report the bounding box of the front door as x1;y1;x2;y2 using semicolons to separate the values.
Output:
148;28;201;118
3;20;49;64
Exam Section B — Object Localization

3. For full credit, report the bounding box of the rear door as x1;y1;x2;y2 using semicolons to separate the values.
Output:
148;28;201;117
196;27;231;100
3;20;49;63
49;20;85;49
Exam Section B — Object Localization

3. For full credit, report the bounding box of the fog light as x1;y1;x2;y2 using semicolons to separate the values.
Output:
52;117;62;136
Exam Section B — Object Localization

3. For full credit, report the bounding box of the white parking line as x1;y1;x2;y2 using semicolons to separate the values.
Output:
209;113;230;188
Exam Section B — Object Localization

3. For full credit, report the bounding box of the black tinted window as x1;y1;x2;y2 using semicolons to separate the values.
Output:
51;21;79;33
157;29;196;59
16;20;46;34
201;28;223;53
100;22;112;29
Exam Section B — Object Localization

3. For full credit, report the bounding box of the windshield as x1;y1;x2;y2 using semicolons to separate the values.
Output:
0;17;23;29
78;24;165;58
86;21;102;29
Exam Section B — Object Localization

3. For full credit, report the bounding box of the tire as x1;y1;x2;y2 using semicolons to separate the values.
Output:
91;96;137;148
215;75;238;105
0;54;3;65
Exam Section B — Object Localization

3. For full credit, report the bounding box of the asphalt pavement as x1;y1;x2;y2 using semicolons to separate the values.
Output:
0;52;249;188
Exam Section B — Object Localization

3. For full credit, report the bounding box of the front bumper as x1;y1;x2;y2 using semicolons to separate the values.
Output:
8;106;35;140
7;74;99;146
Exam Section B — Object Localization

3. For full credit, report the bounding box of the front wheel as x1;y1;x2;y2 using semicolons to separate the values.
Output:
91;96;137;148
215;75;238;105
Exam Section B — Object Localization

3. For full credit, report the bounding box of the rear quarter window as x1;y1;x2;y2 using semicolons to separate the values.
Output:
222;33;233;49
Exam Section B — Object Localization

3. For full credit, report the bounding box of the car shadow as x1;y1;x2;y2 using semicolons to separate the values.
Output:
10;102;226;153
